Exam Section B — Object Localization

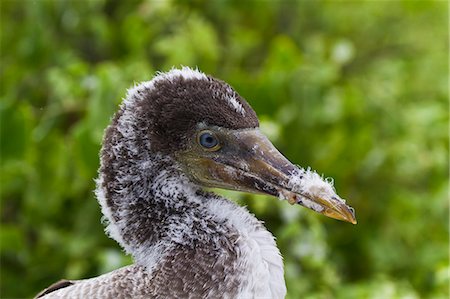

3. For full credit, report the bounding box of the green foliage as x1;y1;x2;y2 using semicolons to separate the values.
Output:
1;1;448;298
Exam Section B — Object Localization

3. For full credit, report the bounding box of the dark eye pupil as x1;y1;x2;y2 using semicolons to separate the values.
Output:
200;132;218;148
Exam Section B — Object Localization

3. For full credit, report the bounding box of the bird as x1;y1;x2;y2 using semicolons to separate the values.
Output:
36;67;356;299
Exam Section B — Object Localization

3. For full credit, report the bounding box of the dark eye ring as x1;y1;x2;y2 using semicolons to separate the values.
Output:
197;130;220;151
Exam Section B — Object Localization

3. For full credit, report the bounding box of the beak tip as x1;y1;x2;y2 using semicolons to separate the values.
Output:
342;206;357;225
348;207;357;225
321;203;357;224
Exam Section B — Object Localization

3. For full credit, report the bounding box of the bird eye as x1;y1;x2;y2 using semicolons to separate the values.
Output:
198;130;220;151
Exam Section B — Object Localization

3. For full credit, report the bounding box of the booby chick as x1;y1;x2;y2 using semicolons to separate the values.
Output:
36;67;356;299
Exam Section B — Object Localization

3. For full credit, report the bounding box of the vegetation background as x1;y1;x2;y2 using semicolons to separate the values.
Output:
1;1;448;298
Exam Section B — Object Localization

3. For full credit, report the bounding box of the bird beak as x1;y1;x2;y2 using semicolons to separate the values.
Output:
180;128;356;224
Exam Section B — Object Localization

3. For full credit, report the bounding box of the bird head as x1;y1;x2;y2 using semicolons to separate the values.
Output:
126;67;356;224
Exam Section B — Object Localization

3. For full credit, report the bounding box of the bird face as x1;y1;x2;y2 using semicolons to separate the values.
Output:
176;124;356;224
135;69;355;223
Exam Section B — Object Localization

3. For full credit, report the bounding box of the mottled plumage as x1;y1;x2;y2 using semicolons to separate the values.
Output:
37;67;355;299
